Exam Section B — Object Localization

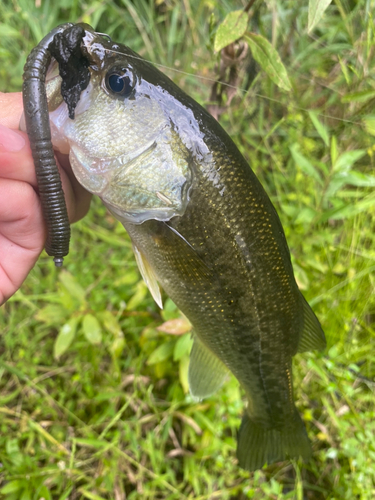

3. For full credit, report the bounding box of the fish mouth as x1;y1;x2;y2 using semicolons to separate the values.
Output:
69;135;159;181
69;137;192;225
67;136;155;195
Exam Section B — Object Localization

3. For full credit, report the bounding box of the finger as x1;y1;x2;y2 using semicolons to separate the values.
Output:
0;93;92;223
0;92;23;129
0;178;45;305
0;126;92;223
0;126;37;186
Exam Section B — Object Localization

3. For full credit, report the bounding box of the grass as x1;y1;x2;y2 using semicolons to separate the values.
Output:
1;0;375;498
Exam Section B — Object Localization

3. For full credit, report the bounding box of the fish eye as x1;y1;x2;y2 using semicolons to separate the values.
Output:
105;68;135;97
108;74;128;93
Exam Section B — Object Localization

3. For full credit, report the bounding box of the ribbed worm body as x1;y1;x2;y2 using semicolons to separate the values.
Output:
22;24;74;265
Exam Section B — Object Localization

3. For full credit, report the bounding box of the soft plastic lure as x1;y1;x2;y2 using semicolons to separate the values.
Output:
22;23;90;266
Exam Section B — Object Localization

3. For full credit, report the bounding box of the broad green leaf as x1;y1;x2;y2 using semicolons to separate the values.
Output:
0;480;23;494
293;263;310;290
74;438;107;448
214;10;248;53
59;271;86;304
179;355;190;393
126;281;147;310
54;317;80;359
37;486;51;500
161;298;179;321
97;311;125;356
113;269;139;286
290;144;323;184
174;334;194;361
327;171;375;194
341;89;375;103
362;115;375;136
244;33;291;91
329;196;375;220
35;304;67;325
308;110;329;146
154;360;169;378
0;24;23;39
333;150;366;172
147;340;175;365
294;207;317;225
324;174;349;200
80;222;131;248
110;337;125;358
78;489;107;500
319;193;375;221
82;313;103;345
97;310;123;336
308;0;333;32
331;135;338;165
315;159;329;176
21;487;32;500
6;438;20;454
280;203;298;218
344;171;375;187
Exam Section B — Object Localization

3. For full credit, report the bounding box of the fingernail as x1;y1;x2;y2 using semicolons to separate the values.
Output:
0;124;26;152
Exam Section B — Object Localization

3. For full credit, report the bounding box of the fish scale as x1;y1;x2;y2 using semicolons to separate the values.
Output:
42;23;326;471
124;143;301;426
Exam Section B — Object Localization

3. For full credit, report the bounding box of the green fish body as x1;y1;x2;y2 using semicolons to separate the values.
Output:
45;25;326;471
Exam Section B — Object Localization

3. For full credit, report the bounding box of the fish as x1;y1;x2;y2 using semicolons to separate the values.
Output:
40;24;326;471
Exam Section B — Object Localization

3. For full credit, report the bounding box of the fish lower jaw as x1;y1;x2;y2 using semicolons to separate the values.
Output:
69;143;191;225
106;202;183;225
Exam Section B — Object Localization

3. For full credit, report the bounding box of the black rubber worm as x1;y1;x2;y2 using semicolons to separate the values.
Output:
22;23;91;267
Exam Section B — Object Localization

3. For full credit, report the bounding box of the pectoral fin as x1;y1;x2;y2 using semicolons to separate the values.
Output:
132;243;163;309
188;336;229;400
297;297;326;353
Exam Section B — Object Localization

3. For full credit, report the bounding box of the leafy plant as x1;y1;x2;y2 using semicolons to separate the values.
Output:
1;0;375;498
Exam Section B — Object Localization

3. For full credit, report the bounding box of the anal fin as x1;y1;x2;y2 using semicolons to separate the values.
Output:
132;243;163;309
188;336;229;400
297;297;326;353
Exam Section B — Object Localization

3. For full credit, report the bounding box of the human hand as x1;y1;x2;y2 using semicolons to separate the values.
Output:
0;92;92;305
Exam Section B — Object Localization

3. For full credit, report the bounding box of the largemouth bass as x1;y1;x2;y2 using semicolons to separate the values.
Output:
32;24;326;471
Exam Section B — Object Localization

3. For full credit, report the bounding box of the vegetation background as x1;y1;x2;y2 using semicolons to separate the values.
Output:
1;0;375;498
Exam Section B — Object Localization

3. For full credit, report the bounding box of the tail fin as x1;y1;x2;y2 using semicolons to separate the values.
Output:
236;410;311;472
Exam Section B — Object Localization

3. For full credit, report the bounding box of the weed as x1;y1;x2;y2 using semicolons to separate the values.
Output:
1;0;375;498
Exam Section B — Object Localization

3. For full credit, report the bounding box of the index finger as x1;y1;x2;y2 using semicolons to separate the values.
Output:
0;92;23;129
0;92;37;186
0;125;37;187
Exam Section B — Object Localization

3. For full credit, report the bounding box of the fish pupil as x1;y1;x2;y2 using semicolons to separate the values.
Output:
108;73;132;95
